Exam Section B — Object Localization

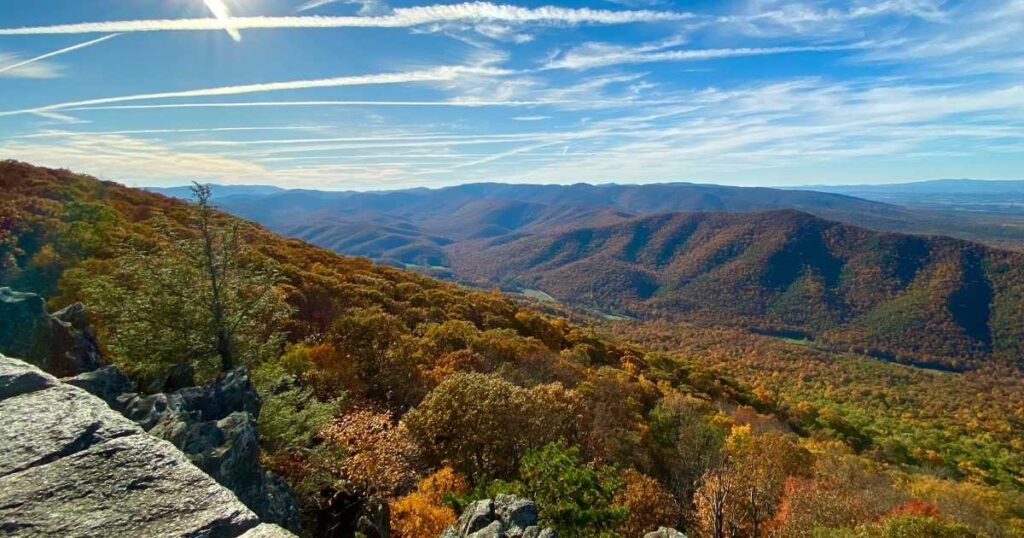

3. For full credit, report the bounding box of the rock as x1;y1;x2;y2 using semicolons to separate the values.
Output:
0;434;260;537
457;499;496;535
469;520;506;538
0;288;104;376
445;496;554;538
58;360;299;532
149;368;299;532
63;365;136;411
123;392;173;429
495;494;539;532
164;361;196;391
168;367;262;422
0;354;58;400
644;527;688;538
241;523;296;537
0;384;140;477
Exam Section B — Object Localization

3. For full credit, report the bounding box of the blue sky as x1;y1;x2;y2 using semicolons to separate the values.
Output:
0;0;1021;189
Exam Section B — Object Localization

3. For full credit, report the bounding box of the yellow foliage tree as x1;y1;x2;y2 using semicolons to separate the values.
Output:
389;467;469;538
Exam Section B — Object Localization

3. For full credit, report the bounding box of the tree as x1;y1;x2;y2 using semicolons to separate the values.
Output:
614;469;681;537
403;373;580;479
77;183;291;383
694;428;813;538
390;467;469;538
516;442;626;538
321;408;423;499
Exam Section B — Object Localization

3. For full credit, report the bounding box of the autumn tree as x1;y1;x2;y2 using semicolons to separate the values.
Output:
403;372;580;479
322;408;423;499
389;467;468;538
695;428;812;538
615;469;681;537
329;307;423;408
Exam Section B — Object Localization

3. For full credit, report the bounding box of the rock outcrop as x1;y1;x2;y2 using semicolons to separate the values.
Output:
443;495;555;538
644;528;688;538
65;365;301;532
0;288;104;376
0;353;280;537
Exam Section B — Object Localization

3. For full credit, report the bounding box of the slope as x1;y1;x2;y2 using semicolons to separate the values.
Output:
452;210;1024;370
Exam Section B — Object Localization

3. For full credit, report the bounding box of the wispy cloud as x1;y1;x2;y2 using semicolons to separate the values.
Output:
0;52;61;78
0;134;267;184
0;66;511;117
721;0;947;37
0;3;693;35
0;33;118;78
545;42;865;70
297;0;388;16
15;125;334;139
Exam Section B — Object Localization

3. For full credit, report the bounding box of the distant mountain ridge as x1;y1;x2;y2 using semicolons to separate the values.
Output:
452;209;1024;369
802;179;1024;217
189;181;1024;266
803;178;1024;194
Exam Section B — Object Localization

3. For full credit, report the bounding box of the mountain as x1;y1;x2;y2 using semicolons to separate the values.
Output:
808;179;1024;195
3;161;1023;536
146;184;290;200
452;209;1024;370
209;182;1024;269
804;179;1024;216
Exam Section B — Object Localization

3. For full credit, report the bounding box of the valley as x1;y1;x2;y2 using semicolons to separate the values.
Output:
4;161;1023;537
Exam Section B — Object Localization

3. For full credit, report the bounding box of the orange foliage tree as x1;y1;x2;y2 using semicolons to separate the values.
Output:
389;467;468;538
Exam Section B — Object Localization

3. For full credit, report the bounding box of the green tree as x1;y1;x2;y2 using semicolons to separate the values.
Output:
78;183;291;383
517;442;627;538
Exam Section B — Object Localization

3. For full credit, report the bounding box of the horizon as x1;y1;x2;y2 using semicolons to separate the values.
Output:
2;1;1023;189
141;176;1024;194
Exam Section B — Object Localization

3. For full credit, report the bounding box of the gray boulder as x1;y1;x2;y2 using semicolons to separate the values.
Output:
0;434;259;537
0;288;103;376
0;353;58;400
0;383;140;477
69;364;300;533
241;523;296;537
64;365;135;410
444;496;554;538
644;527;688;538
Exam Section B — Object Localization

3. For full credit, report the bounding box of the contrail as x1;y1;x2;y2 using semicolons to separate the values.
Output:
0;66;509;118
0;33;119;76
0;3;693;35
64;99;569;111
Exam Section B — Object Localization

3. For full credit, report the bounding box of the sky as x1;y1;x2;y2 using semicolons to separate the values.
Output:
0;0;1022;190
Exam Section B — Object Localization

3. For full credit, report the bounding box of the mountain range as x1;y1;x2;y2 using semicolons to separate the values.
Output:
144;180;1024;369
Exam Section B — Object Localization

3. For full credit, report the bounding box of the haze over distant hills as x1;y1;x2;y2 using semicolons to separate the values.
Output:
151;180;1024;265
144;179;1024;369
799;179;1024;214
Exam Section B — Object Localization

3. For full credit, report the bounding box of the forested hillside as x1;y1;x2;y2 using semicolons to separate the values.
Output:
454;210;1024;370
179;181;1024;268
3;161;1022;537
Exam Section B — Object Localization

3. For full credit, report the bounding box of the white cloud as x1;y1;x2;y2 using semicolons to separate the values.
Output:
722;0;947;36
513;115;550;121
0;3;693;35
0;134;266;185
546;42;865;70
0;65;512;117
